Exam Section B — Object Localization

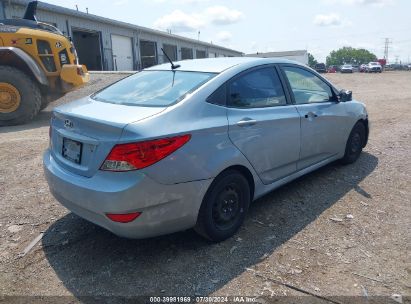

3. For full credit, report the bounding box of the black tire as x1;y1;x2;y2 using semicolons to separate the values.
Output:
0;66;42;126
340;122;366;165
195;170;250;242
40;95;49;111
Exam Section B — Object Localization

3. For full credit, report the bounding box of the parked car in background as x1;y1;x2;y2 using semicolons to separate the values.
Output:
341;64;354;73
366;62;382;73
43;57;369;242
327;66;337;73
359;64;367;72
352;65;359;72
408;64;411;71
385;64;394;71
314;63;327;73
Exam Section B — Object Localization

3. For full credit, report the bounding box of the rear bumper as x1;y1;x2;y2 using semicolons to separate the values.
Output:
60;64;90;92
43;149;212;239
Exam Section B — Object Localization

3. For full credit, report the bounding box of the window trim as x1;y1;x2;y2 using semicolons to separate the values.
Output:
278;63;339;105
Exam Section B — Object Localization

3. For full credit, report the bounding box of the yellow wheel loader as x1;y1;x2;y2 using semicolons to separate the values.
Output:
0;1;89;126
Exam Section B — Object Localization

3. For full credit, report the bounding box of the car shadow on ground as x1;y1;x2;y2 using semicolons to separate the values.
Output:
42;152;378;299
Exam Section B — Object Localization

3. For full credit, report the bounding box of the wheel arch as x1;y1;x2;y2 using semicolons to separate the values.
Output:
0;47;48;87
216;165;255;202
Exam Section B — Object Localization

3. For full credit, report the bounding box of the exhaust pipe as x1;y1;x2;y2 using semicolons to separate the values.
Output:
23;1;38;21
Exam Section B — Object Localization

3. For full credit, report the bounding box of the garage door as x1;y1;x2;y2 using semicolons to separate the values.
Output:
111;34;133;71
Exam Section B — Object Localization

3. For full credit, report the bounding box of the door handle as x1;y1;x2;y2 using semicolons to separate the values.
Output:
236;118;257;127
304;112;318;118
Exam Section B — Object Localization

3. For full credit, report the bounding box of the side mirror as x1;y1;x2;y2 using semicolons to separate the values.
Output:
339;89;352;102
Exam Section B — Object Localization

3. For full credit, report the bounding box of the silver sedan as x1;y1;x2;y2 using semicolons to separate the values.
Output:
43;57;369;242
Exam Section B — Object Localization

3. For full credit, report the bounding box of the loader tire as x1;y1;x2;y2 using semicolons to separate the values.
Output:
0;66;42;126
40;95;49;111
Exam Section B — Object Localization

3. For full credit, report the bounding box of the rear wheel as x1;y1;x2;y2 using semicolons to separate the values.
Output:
195;170;250;242
340;122;366;165
0;66;42;126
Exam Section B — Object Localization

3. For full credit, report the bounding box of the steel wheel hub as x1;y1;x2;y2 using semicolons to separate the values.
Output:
212;185;240;230
0;83;21;113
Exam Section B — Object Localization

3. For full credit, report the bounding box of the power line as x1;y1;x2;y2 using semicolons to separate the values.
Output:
263;26;411;46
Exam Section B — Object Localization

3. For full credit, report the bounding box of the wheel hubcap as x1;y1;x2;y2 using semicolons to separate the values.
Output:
0;83;21;113
212;184;241;230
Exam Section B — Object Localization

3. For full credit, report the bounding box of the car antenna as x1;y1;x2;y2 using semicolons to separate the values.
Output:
161;48;180;70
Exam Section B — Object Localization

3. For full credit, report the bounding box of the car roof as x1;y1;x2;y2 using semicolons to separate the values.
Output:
144;57;300;73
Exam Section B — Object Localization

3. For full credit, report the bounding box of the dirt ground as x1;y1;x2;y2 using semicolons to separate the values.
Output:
0;71;410;302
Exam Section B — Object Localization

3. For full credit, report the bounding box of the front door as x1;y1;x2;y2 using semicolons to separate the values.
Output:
280;65;348;169
226;66;301;184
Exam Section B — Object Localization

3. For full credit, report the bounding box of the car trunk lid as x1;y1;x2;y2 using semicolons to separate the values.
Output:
50;97;166;177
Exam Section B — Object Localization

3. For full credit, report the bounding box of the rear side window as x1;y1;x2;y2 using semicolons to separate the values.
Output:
228;67;286;108
92;70;216;107
207;84;226;106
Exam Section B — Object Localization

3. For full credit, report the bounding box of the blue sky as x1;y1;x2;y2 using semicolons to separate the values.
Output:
46;0;411;63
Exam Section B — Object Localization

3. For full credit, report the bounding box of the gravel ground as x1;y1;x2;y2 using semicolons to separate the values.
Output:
0;71;410;302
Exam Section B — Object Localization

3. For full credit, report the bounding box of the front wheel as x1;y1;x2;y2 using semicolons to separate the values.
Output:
340;122;366;165
0;66;41;126
195;170;250;242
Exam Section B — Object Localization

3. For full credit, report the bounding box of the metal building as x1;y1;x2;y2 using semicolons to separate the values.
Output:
246;50;308;65
0;0;243;71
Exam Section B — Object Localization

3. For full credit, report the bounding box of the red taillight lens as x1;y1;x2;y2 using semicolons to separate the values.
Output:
100;134;191;171
106;212;141;223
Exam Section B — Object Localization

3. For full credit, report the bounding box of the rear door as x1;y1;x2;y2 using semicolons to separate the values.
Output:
226;65;301;184
280;64;348;169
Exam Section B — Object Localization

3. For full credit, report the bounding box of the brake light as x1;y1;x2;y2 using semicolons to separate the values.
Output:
106;212;141;223
100;134;191;171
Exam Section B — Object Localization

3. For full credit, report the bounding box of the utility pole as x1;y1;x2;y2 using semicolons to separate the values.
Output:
383;38;392;63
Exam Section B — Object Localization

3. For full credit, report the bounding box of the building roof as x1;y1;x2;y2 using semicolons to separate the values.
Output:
146;57;299;73
245;50;308;57
5;0;243;54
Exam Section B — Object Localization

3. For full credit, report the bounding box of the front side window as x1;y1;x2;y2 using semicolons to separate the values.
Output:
283;66;333;104
92;70;215;107
228;67;286;108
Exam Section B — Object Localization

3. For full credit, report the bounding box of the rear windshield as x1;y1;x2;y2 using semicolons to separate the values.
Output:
92;70;216;107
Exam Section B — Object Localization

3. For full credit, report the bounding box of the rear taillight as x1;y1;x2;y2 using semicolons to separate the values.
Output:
100;134;191;172
106;212;141;223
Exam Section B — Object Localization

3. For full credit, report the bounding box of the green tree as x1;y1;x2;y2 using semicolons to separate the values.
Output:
326;47;377;66
308;53;318;67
